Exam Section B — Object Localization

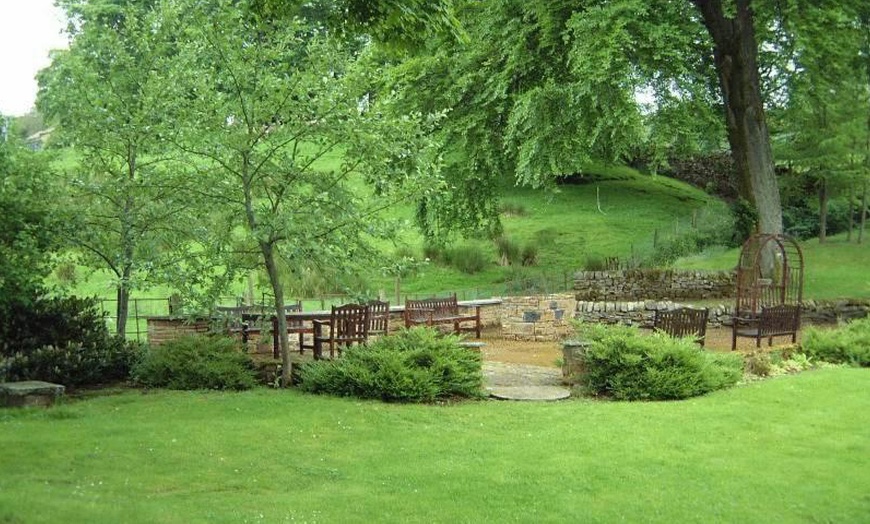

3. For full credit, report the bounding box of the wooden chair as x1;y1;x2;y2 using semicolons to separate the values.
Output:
732;304;801;350
312;304;370;359
653;307;709;347
367;300;390;337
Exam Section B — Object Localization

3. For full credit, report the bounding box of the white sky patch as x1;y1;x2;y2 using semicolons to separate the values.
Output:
0;0;68;116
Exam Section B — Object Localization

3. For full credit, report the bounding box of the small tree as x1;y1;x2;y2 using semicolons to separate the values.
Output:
166;0;442;384
37;0;196;335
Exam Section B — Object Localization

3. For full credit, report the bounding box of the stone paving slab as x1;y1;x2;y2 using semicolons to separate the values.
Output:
482;362;570;401
488;385;571;401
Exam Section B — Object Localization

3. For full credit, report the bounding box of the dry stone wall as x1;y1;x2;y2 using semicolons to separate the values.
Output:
500;295;869;342
574;269;736;301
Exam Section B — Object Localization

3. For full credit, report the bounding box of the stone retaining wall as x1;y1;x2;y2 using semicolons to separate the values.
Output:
501;295;869;342
574;269;736;301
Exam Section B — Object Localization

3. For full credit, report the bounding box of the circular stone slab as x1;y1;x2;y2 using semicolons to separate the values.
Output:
487;386;571;401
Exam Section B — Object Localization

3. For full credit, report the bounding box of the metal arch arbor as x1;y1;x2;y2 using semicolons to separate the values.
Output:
734;234;805;317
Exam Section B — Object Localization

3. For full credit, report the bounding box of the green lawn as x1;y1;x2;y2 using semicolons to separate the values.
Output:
2;368;868;523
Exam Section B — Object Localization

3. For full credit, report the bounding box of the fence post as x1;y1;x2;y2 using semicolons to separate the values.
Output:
134;299;141;343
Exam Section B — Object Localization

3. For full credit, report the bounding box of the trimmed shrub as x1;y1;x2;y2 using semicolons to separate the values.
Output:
133;335;257;390
800;317;870;367
297;327;484;402
574;323;742;400
0;295;141;387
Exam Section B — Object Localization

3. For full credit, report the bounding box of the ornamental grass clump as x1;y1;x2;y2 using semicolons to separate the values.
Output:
574;322;742;400
297;327;484;403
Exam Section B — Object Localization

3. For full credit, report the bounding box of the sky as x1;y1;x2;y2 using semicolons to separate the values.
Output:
0;0;68;116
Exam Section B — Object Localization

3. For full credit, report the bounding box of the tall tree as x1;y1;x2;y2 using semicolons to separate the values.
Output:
37;0;193;335
387;0;868;239
166;0;442;384
691;0;782;235
773;0;870;243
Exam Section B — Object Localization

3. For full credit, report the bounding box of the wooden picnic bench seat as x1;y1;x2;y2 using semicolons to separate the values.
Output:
731;303;801;350
653;307;709;347
404;294;481;338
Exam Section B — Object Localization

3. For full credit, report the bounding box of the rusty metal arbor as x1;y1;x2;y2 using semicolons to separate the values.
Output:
735;234;804;316
732;234;804;349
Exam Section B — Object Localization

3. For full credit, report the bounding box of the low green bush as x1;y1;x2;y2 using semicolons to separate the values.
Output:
297;328;484;402
574;322;742;400
0;295;141;386
133;335;257;390
800;317;870;367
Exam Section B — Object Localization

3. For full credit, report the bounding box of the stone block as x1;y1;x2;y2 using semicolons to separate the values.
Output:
1;381;65;408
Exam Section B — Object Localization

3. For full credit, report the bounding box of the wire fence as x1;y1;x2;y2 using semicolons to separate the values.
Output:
97;297;172;343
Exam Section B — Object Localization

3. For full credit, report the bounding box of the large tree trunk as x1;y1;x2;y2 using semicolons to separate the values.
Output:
818;175;828;244
693;0;783;235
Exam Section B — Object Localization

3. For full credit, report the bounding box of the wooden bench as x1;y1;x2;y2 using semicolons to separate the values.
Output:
653;307;709;347
731;304;801;350
404;294;481;338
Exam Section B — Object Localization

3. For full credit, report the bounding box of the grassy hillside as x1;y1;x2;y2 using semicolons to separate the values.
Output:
53;164;723;301
674;233;870;300
52;155;868;303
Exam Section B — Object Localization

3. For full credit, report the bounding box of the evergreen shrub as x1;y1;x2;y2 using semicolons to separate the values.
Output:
0;295;141;386
575;323;742;400
133;335;257;390
800;317;870;367
298;328;484;402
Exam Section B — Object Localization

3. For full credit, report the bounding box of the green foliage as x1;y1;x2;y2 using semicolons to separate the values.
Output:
744;350;773;377
133;335;257;391
494;235;520;266
298;327;484;402
635;204;736;267
498;201;527;217
574;323;742;400
800;317;870;367
520;243;539;266
0;140;65;300
443;244;489;274
730;198;758;246
584;254;606;271
0;295;140;386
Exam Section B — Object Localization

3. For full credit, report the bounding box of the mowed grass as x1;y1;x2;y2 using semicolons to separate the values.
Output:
674;233;870;300
1;368;868;523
